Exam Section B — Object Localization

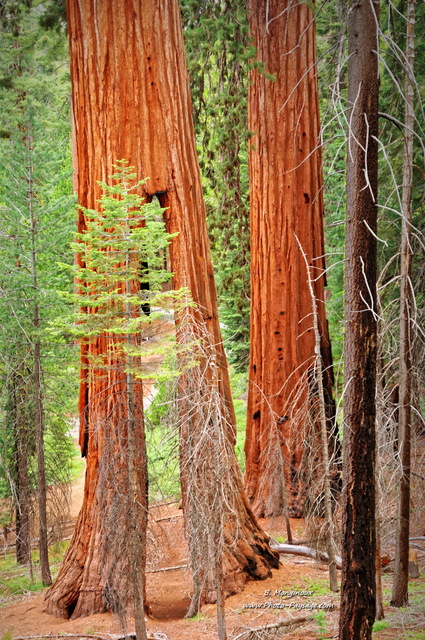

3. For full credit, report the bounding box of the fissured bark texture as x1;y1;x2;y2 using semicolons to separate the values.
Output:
45;0;278;619
339;0;379;638
245;0;336;518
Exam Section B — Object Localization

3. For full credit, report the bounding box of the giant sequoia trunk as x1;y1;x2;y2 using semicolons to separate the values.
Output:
245;0;337;518
45;0;278;619
339;0;379;638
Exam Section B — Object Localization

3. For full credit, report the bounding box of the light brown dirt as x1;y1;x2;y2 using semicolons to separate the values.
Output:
69;469;85;521
1;494;341;640
1;460;424;640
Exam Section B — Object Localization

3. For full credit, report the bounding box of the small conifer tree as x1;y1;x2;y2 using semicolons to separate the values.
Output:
58;161;183;639
70;161;176;346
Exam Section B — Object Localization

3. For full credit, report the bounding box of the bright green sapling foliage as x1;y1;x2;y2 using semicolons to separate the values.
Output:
57;161;183;369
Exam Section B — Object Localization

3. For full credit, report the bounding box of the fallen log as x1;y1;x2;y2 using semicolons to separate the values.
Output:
232;615;312;640
154;514;184;523
269;542;342;570
146;563;188;573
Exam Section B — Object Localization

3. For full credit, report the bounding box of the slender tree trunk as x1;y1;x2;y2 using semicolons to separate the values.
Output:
7;24;32;570
127;369;148;640
375;322;384;621
28;140;52;587
126;218;148;640
215;546;227;640
339;0;380;638
45;0;278;619
297;239;338;592
33;325;52;585
246;0;338;518
391;0;415;609
15;376;31;566
375;513;384;620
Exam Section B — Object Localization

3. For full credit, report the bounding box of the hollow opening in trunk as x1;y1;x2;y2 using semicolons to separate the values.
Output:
66;598;77;619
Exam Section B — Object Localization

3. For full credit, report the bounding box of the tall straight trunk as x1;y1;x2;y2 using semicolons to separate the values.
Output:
15;376;31;566
125;217;148;640
339;0;379;638
45;0;278;620
33;335;52;585
7;20;32;570
391;0;415;609
298;240;338;592
246;0;337;518
28;140;52;587
375;504;384;620
126;372;148;640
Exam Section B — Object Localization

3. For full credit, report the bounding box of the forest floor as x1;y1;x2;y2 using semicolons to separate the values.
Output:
1;462;425;640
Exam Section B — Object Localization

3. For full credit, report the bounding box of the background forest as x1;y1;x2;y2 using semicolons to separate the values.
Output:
0;1;424;640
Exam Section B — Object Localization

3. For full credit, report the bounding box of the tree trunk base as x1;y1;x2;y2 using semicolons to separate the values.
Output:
44;495;106;619
44;417;150;621
204;496;280;604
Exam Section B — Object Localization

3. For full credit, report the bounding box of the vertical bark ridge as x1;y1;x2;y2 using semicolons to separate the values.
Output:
246;0;336;518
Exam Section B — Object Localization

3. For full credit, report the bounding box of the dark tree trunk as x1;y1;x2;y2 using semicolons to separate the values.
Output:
245;0;337;518
34;334;51;586
45;0;278;619
339;0;380;638
15;424;31;566
28;141;52;586
391;0;415;609
13;373;31;567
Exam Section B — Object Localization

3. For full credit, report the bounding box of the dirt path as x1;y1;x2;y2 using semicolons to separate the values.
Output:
2;495;424;640
69;467;85;521
1;489;343;640
1;435;425;639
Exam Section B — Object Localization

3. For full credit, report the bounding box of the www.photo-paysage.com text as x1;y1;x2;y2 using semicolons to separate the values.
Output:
242;602;334;610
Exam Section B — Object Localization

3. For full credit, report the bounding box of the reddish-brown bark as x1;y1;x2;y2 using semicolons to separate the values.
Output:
45;0;278;619
245;0;336;518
